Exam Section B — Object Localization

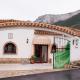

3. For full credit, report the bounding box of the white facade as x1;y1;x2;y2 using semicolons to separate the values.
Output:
0;26;80;63
0;28;34;58
70;37;80;62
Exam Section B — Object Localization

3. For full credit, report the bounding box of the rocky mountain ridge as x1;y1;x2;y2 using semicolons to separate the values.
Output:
35;10;80;29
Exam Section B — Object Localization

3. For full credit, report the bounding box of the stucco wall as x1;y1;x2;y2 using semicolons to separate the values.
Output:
0;27;80;63
34;35;71;60
70;37;80;62
0;28;34;58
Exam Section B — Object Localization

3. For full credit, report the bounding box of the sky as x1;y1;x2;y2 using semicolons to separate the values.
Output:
0;0;80;21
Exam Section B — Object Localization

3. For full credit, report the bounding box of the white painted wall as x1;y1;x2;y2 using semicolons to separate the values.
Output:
0;27;80;63
34;35;71;59
50;35;80;62
70;37;80;62
0;28;34;58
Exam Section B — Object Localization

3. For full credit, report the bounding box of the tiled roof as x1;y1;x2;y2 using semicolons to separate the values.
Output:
0;19;80;37
34;30;62;35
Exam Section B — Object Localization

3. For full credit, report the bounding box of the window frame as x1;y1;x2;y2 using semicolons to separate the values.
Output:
3;42;17;54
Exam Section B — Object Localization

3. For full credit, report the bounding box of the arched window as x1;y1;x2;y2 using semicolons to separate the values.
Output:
4;43;16;54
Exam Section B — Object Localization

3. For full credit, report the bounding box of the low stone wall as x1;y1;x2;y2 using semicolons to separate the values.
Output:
0;58;30;64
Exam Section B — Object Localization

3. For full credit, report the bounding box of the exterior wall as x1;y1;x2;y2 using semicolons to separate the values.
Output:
34;35;71;62
35;35;80;63
0;28;34;59
0;27;80;63
70;37;80;62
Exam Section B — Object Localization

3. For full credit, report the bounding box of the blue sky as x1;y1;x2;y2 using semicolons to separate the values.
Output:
0;0;80;21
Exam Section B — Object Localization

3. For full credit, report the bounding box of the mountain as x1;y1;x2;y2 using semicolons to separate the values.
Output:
54;13;80;29
35;10;80;29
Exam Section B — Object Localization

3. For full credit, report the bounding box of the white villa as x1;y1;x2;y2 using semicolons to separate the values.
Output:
0;19;80;68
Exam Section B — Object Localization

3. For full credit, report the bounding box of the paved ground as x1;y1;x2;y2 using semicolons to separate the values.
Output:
0;63;52;78
0;63;52;71
1;68;80;80
0;63;68;78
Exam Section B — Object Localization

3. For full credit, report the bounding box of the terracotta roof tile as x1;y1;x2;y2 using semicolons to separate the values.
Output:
34;30;62;35
0;19;79;37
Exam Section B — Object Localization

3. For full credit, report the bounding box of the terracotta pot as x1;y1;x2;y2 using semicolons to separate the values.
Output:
30;59;35;64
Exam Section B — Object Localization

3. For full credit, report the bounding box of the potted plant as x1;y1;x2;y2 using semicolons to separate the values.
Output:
30;55;35;64
30;55;38;64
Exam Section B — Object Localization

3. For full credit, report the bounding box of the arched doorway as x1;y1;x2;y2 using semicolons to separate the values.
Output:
4;42;16;54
